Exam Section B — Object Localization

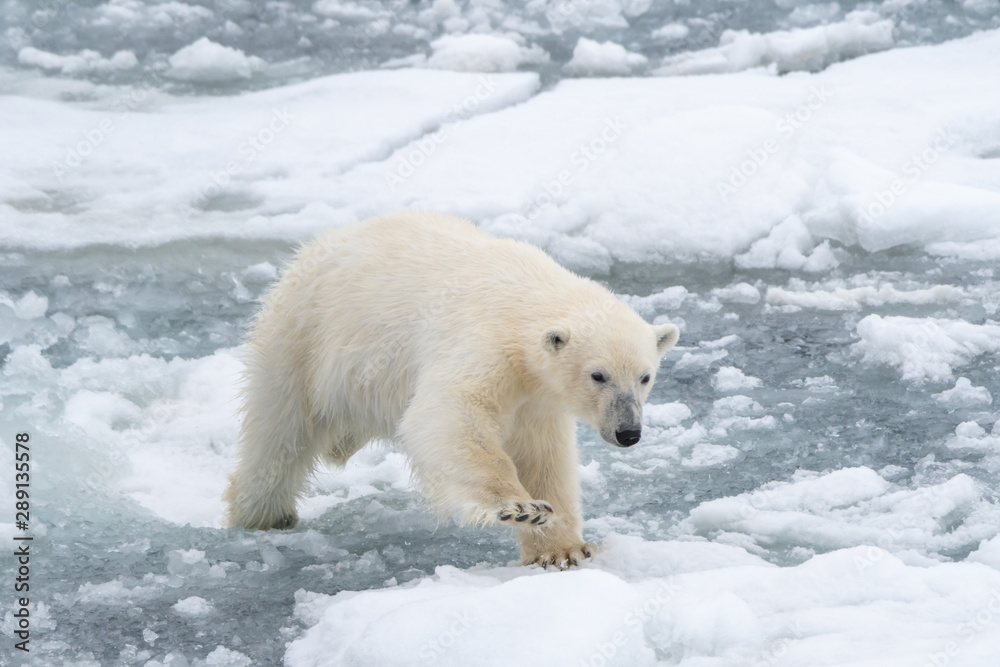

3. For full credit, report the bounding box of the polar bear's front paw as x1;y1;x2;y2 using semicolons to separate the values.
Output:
497;500;554;526
526;541;596;570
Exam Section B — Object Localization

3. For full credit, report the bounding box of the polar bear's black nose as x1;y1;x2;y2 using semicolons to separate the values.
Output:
615;429;641;447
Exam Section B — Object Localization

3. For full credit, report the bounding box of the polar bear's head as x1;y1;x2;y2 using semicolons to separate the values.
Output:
540;312;679;448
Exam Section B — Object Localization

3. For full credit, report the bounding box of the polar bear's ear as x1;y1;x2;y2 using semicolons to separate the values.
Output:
654;323;680;355
543;327;570;353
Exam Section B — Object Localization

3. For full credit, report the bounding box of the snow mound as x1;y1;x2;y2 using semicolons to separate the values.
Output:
425;34;548;73
564;38;647;76
655;11;894;76
853;315;1000;383
166;38;266;82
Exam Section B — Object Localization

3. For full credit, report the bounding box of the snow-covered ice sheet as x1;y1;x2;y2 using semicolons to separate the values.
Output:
0;69;539;249
286;536;1000;667
4;30;1000;266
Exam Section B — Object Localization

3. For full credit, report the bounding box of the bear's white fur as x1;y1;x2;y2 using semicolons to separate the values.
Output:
225;211;679;567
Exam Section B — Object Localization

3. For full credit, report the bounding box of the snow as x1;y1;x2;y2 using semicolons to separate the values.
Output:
165;38;266;82
4;5;1000;666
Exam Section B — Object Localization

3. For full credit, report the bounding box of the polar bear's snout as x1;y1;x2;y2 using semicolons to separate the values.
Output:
601;393;643;447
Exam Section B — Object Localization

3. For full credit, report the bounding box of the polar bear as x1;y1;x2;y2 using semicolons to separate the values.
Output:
224;211;679;568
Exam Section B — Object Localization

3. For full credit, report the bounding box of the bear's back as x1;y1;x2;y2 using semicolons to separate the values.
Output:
308;211;583;312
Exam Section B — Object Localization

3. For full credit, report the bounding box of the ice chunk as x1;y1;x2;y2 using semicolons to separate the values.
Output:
685;468;996;558
712;367;763;392
312;0;388;20
767;283;963;310
166;38;266;82
946;421;1000;453
652;23;690;41
789;375;838;391
655;12;894;75
544;0;628;32
167;549;209;577
712;395;764;417
711;282;761;304
644;402;692;428
968;535;1000;570
91;0;214;27
205;646;252;667
620;286;689;317
425;35;548;73
0;290;48;319
853;315;1000;383
18;47;138;75
564;38;647;76
935;377;992;408
735;216;838;272
173;596;214;617
682;443;741;469
674;349;728;371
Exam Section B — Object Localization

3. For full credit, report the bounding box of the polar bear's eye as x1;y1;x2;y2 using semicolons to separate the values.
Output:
591;372;606;383
640;374;651;384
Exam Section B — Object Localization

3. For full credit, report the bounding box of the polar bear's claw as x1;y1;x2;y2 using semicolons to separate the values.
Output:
497;500;553;526
528;541;598;570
